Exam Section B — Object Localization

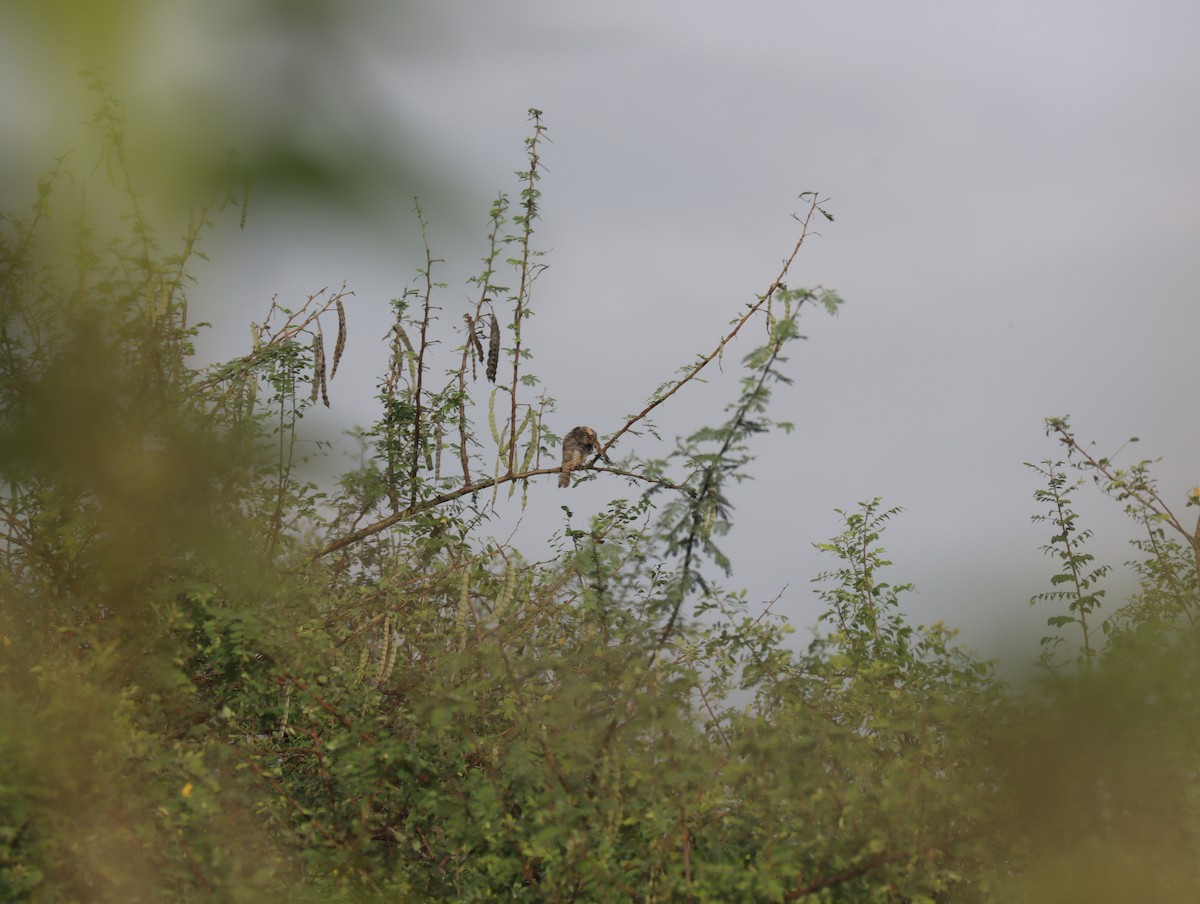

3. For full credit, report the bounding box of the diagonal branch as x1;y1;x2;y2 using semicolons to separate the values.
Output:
597;193;827;461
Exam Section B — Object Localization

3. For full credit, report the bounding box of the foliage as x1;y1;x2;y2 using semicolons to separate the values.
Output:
1026;459;1110;665
1;92;1199;903
1009;419;1200;900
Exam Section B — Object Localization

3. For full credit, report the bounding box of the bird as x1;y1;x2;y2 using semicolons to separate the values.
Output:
559;426;607;488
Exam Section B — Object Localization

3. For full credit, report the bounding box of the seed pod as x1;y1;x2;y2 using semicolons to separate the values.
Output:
473;326;485;364
356;643;370;684
486;313;501;383
495;560;515;616
331;296;347;378
456;569;471;650
310;331;322;403
465;313;485;365
394;324;415;356
314;325;330;407
375;615;396;685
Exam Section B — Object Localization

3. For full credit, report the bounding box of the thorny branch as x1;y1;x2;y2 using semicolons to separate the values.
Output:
410;204;442;509
508;109;547;475
317;466;563;558
597;193;828;462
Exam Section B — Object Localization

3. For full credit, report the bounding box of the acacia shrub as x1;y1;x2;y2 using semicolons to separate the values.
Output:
2;98;1197;902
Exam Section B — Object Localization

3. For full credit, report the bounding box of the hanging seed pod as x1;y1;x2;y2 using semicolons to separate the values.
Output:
465;313;485;365
394;323;415;356
456;569;472;650
315;325;330;407
375;615;396;685
331;296;347;378
495;560;515;617
380;634;398;686
519;412;539;473
356;643;370;685
310;331;322;403
486;313;501;383
473;325;486;364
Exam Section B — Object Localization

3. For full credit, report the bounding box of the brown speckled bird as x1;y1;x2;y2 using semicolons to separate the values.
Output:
559;426;607;488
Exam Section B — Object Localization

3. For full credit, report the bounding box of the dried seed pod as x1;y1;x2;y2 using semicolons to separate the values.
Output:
314;325;330;408
473;324;486;362
456;569;471;649
331;296;347;378
375;615;396;685
486;313;501;383
465;313;485;365
310;332;322;403
401;324;417;355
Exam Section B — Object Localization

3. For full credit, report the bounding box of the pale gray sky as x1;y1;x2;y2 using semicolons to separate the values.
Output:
7;1;1198;659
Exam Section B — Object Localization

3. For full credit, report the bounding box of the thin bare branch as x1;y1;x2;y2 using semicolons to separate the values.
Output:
599;194;826;461
409;203;442;508
507;109;547;473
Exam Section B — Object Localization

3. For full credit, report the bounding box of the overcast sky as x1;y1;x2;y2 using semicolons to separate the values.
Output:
8;1;1199;661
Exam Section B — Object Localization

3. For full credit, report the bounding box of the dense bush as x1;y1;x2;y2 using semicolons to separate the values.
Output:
1;100;1197;902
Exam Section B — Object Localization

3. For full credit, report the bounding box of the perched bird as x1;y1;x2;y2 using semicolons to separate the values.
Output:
559;426;607;488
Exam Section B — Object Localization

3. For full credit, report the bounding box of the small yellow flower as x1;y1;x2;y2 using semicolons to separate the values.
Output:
181;782;194;798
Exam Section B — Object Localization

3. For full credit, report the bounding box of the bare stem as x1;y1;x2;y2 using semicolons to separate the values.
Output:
409;203;442;508
508;110;546;473
599;194;826;460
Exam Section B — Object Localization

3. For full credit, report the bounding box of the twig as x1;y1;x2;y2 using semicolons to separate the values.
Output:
315;463;685;558
598;193;826;460
650;311;795;663
1050;419;1200;575
507;109;546;473
410;204;442;507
